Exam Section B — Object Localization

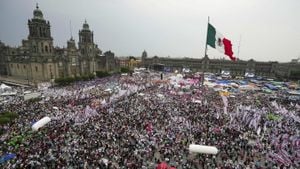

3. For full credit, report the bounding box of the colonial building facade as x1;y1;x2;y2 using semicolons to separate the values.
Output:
141;51;300;80
0;5;116;84
116;56;141;70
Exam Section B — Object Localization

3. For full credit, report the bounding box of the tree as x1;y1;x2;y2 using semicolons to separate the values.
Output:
120;67;130;73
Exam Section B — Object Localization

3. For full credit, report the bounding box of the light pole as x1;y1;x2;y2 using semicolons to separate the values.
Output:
24;53;29;86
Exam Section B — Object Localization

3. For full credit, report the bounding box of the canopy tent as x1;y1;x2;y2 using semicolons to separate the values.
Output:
0;83;11;90
288;90;300;96
239;85;255;91
0;84;12;93
0;153;16;164
238;80;248;85
23;91;31;94
0;84;15;96
230;82;239;88
265;83;278;90
0;91;17;96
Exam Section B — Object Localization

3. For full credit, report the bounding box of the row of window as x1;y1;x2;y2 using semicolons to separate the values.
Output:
10;64;38;72
29;26;49;38
32;43;52;53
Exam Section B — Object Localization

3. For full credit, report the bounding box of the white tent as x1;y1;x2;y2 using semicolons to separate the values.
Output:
0;83;12;92
0;84;15;96
24;92;41;101
24;91;31;94
0;83;11;89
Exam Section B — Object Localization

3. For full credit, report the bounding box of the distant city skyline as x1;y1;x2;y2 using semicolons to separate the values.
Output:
0;0;299;62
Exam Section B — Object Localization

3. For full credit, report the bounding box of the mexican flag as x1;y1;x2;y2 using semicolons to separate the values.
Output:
206;23;236;61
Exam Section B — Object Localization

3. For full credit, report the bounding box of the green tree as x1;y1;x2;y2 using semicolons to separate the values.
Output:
120;67;130;73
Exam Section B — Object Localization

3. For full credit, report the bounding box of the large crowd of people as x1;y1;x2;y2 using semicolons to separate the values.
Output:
0;72;299;168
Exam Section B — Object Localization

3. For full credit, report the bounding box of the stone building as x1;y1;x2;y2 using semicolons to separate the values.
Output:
0;41;9;76
0;5;117;84
141;51;300;80
116;56;141;70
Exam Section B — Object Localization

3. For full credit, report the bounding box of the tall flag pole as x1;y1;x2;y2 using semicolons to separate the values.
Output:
202;16;210;86
204;16;210;57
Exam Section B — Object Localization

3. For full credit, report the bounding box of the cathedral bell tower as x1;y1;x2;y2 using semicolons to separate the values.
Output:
78;20;94;55
141;50;147;66
25;4;55;81
27;4;53;56
78;20;95;74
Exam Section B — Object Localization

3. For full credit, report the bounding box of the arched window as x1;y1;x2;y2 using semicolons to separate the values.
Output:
45;46;48;53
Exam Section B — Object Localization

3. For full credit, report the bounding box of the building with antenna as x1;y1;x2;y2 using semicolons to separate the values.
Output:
0;5;117;84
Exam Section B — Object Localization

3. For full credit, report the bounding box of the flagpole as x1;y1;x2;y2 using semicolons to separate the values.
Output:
202;16;210;87
204;16;210;57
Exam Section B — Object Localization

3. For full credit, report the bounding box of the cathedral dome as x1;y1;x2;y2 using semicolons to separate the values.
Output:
33;4;44;20
142;50;147;57
82;20;90;30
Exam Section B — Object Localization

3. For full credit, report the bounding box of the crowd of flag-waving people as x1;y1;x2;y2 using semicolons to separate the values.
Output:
0;71;299;169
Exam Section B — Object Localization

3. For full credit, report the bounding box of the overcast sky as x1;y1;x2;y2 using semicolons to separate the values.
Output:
0;0;299;62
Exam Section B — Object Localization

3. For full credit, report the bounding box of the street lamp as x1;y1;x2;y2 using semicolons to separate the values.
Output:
23;53;30;85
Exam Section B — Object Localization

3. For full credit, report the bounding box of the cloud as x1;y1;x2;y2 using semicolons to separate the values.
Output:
0;0;299;62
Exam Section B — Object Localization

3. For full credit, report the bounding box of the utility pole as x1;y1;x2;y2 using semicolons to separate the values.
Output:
24;52;30;86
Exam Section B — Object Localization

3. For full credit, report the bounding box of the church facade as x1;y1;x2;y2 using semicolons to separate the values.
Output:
0;5;116;84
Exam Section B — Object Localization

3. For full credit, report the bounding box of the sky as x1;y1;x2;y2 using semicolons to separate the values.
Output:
0;0;299;62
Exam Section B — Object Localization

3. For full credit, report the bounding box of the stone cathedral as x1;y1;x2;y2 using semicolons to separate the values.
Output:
0;5;116;83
